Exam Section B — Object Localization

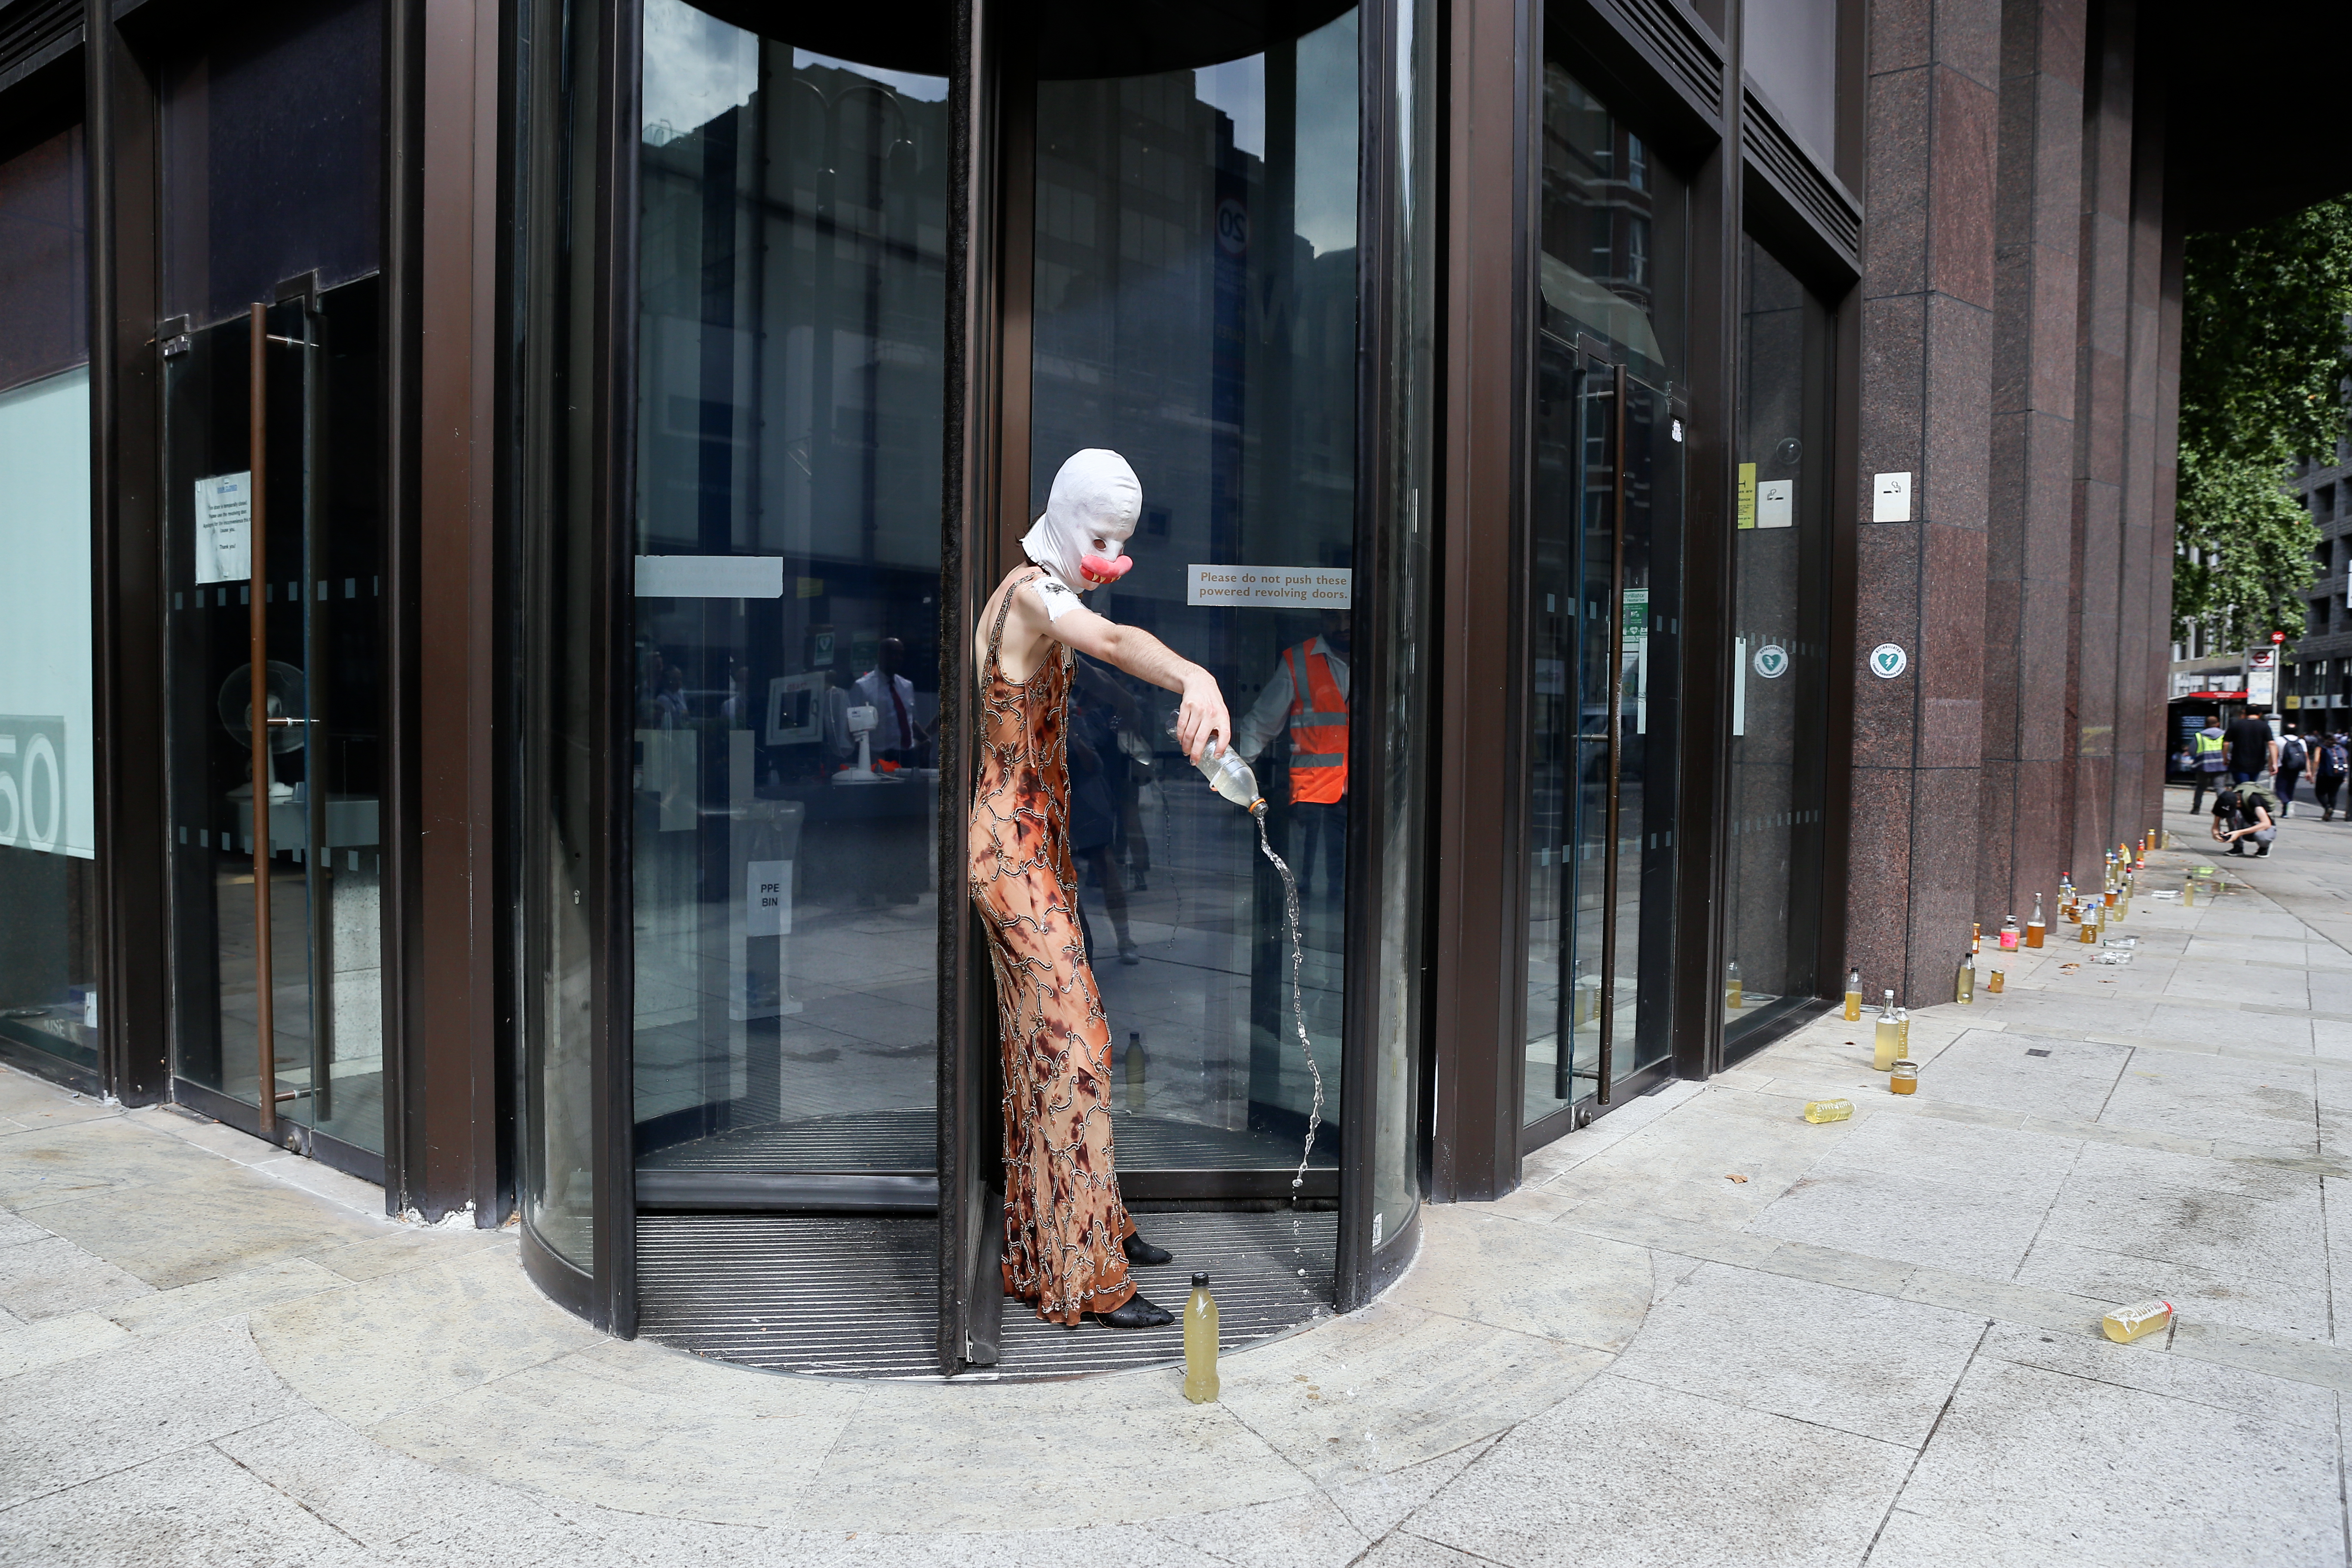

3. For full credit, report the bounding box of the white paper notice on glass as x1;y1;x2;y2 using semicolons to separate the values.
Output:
194;472;252;585
745;860;792;937
1187;565;1353;609
1756;479;1793;529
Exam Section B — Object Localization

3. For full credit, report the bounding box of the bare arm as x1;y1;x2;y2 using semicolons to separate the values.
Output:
1014;583;1231;763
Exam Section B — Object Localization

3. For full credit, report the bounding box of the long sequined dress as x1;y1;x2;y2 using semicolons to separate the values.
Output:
970;568;1138;1324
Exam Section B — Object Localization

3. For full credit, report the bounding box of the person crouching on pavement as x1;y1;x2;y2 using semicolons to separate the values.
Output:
2211;782;2280;858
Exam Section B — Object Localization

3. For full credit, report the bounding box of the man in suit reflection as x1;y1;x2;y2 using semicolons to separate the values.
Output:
851;637;929;767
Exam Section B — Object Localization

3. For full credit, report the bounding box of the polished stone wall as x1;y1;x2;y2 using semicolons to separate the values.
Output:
1850;0;2178;1006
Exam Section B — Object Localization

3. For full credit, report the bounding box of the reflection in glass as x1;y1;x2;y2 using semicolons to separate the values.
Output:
1367;0;1437;1259
631;0;949;1178
0;122;97;1087
1524;66;1683;1126
519;0;606;1265
1537;64;1684;385
1029;12;1357;1175
1724;235;1831;1043
163;282;388;1159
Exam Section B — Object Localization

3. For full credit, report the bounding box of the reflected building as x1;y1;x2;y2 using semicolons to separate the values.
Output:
0;0;2334;1380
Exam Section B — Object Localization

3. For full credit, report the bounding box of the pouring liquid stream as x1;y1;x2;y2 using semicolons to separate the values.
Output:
1173;719;1324;1196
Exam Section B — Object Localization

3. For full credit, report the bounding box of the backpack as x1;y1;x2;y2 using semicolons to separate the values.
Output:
2283;736;2308;770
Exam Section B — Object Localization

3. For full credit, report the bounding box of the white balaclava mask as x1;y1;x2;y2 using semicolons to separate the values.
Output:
1022;449;1140;619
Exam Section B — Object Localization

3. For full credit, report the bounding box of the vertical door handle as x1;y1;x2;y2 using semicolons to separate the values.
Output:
1596;362;1627;1106
248;302;279;1136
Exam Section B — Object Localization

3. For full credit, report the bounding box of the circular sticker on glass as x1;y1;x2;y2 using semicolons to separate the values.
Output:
1752;644;1789;680
1868;643;1908;679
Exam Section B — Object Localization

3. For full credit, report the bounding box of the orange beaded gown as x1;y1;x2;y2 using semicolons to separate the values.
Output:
969;568;1138;1324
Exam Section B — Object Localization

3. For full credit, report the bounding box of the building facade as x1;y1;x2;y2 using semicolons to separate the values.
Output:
0;0;2337;1373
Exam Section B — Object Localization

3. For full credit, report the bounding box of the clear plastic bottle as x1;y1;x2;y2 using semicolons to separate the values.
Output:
1873;990;1900;1070
1182;1272;1219;1403
1170;720;1266;816
1998;913;2020;951
1955;950;1975;1004
1843;968;1863;1022
1725;957;1743;1011
1126;1031;1146;1113
1895;1006;1910;1057
2026;893;2045;949
1803;1098;1855;1124
2101;1298;2172;1344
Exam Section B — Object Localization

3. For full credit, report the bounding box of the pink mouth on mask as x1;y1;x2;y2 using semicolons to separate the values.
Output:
1079;553;1132;586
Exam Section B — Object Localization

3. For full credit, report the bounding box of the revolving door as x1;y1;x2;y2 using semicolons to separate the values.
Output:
515;0;1433;1374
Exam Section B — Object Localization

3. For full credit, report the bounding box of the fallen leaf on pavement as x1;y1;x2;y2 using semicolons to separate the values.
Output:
1726;1173;1749;1184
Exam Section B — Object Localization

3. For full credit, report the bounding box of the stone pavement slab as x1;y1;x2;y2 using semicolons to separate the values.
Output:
6;784;2352;1563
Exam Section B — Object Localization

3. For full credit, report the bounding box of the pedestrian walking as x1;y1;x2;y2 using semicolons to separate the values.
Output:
2190;716;2228;814
2316;733;2349;822
2224;705;2278;786
2278;723;2307;817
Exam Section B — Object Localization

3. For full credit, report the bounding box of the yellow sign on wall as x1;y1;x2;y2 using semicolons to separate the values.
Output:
1736;462;1757;530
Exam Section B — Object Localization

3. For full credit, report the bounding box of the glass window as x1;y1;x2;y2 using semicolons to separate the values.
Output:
1538;67;1684;387
0;120;96;1085
630;0;950;1179
1027;11;1358;1182
160;0;384;327
1525;65;1685;1127
1743;0;1839;165
1723;233;1832;1046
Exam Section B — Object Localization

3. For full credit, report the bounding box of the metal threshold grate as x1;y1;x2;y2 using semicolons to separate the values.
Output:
636;1209;1335;1380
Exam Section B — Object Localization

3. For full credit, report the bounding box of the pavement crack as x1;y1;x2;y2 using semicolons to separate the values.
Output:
208;1434;374;1552
1860;1318;1991;1565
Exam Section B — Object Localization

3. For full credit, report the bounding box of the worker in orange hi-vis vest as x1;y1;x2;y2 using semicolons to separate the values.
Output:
1234;611;1351;928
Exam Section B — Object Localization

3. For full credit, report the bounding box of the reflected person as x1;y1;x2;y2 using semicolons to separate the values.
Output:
1234;610;1350;939
853;636;929;766
970;448;1232;1330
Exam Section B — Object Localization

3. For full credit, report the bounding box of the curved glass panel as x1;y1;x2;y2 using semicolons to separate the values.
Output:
1367;0;1436;1261
631;0;949;1178
1027;9;1358;1180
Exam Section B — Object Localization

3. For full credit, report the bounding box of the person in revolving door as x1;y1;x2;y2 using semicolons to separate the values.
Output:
969;449;1233;1330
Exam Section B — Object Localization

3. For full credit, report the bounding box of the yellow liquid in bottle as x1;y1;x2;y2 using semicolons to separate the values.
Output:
2025;920;2043;949
1803;1098;1854;1124
1873;1019;1899;1071
2101;1298;2172;1344
1182;1277;1219;1403
1843;989;1862;1022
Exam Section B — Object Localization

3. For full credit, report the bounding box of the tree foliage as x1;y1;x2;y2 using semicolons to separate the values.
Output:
2173;197;2352;645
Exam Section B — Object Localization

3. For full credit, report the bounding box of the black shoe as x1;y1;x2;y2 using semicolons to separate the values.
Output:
2257;846;2270;856
1122;1231;1172;1267
1090;1293;1173;1329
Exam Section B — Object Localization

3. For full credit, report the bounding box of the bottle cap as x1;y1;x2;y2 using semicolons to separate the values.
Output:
1192;1272;1209;1288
